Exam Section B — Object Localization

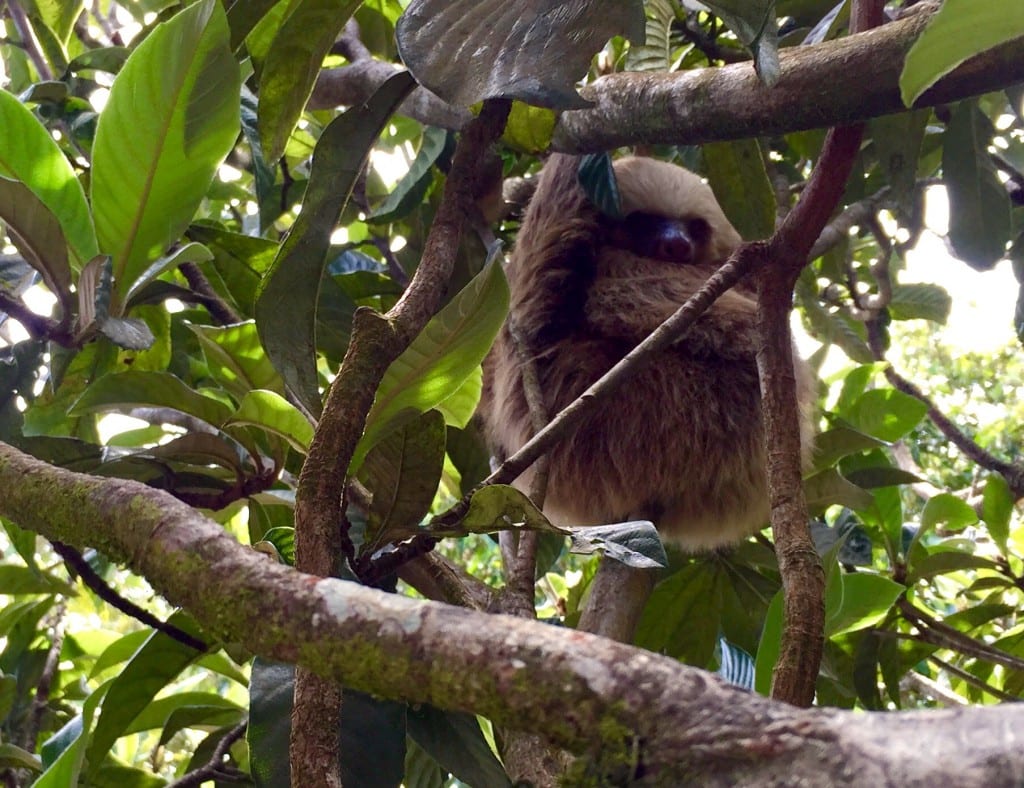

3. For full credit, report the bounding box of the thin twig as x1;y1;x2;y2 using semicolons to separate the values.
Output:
52;541;208;651
166;721;248;788
898;598;1024;673
178;262;243;325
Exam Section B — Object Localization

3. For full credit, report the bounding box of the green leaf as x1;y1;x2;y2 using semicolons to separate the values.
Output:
703;139;775;240
908;549;1001;582
888;283;952;323
900;0;1024;105
85;612;204;777
941;101;1013;269
843;466;922;489
847;388;928;442
249;659;407;788
804;468;875;513
90;0;241;307
826;573;903;638
256;71;416;416
359;409;445;546
227;390;314;452
754;589;784;696
501;102;556;154
703;0;779;85
257;0;364;160
369;127;449;223
636;562;722;666
0;89;97;269
0;565;73;594
0;176;73;307
447;484;565;538
796;278;874;363
921;493;978;535
23;0;84;43
71;370;234;428
407;705;511;788
188;321;286;400
36;682;109;787
225;0;283;50
625;0;675;72
124;242;214;304
810;426;887;471
351;259;508;472
982;472;1013;554
0;742;41;772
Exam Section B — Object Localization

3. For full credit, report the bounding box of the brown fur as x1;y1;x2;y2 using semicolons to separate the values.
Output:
478;154;815;550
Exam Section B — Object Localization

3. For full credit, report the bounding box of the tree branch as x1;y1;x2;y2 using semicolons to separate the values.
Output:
3;440;1024;784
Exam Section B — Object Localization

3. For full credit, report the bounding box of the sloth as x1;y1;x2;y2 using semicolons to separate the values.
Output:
478;154;816;550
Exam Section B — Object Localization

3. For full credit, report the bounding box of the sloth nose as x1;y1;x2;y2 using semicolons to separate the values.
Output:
655;226;694;263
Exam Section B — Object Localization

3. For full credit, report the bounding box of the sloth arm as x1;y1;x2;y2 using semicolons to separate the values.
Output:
584;269;759;360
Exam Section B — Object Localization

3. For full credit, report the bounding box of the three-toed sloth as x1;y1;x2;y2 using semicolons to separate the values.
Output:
479;154;816;550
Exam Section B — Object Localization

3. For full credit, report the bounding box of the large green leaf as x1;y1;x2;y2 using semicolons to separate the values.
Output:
255;71;415;416
90;0;240;307
257;0;364;160
226;389;314;452
0;88;97;269
702;0;779;85
70;370;234;428
703;139;775;240
900;0;1024;105
825;573;903;638
351;259;508;472
847;388;928;442
188;321;286;401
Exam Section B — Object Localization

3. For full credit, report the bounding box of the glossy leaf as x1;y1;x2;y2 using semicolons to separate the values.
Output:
396;0;644;109
188;321;286;401
351;259;508;472
847;388;928;442
227;389;314;452
256;72;416;416
70;370;234;428
570;521;668;570
90;0;240;306
0;88;97;269
825;573;903;637
982;473;1013;554
407;705;511;788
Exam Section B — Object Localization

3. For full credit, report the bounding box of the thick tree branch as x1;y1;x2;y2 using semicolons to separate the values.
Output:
311;7;1024;154
3;440;1024;785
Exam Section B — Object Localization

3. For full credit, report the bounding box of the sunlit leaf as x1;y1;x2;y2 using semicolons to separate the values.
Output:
91;0;240;307
900;0;1024;105
227;389;314;452
0;88;97;269
71;370;234;428
351;259;508;472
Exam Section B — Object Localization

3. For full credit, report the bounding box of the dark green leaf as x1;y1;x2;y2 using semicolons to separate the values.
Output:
70;370;234;428
810;426;886;471
941;101;1012;269
844;466;922;489
636;562;721;666
0;176;72;309
703;139;775;240
703;0;779;85
0;86;97;269
407;705;511;788
908;550;1001;582
359;410;446;547
249;659;407;788
578;153;622;219
369;127;449;223
982;472;1013;554
804;468;875;513
257;0;364;160
85;613;204;776
256;72;415;416
889;283;953;323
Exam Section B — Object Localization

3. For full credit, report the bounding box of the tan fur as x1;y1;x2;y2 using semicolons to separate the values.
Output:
478;154;815;550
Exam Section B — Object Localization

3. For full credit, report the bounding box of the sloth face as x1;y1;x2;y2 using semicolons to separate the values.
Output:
602;211;714;264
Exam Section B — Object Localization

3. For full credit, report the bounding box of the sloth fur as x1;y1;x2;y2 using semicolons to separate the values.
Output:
478;154;815;550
